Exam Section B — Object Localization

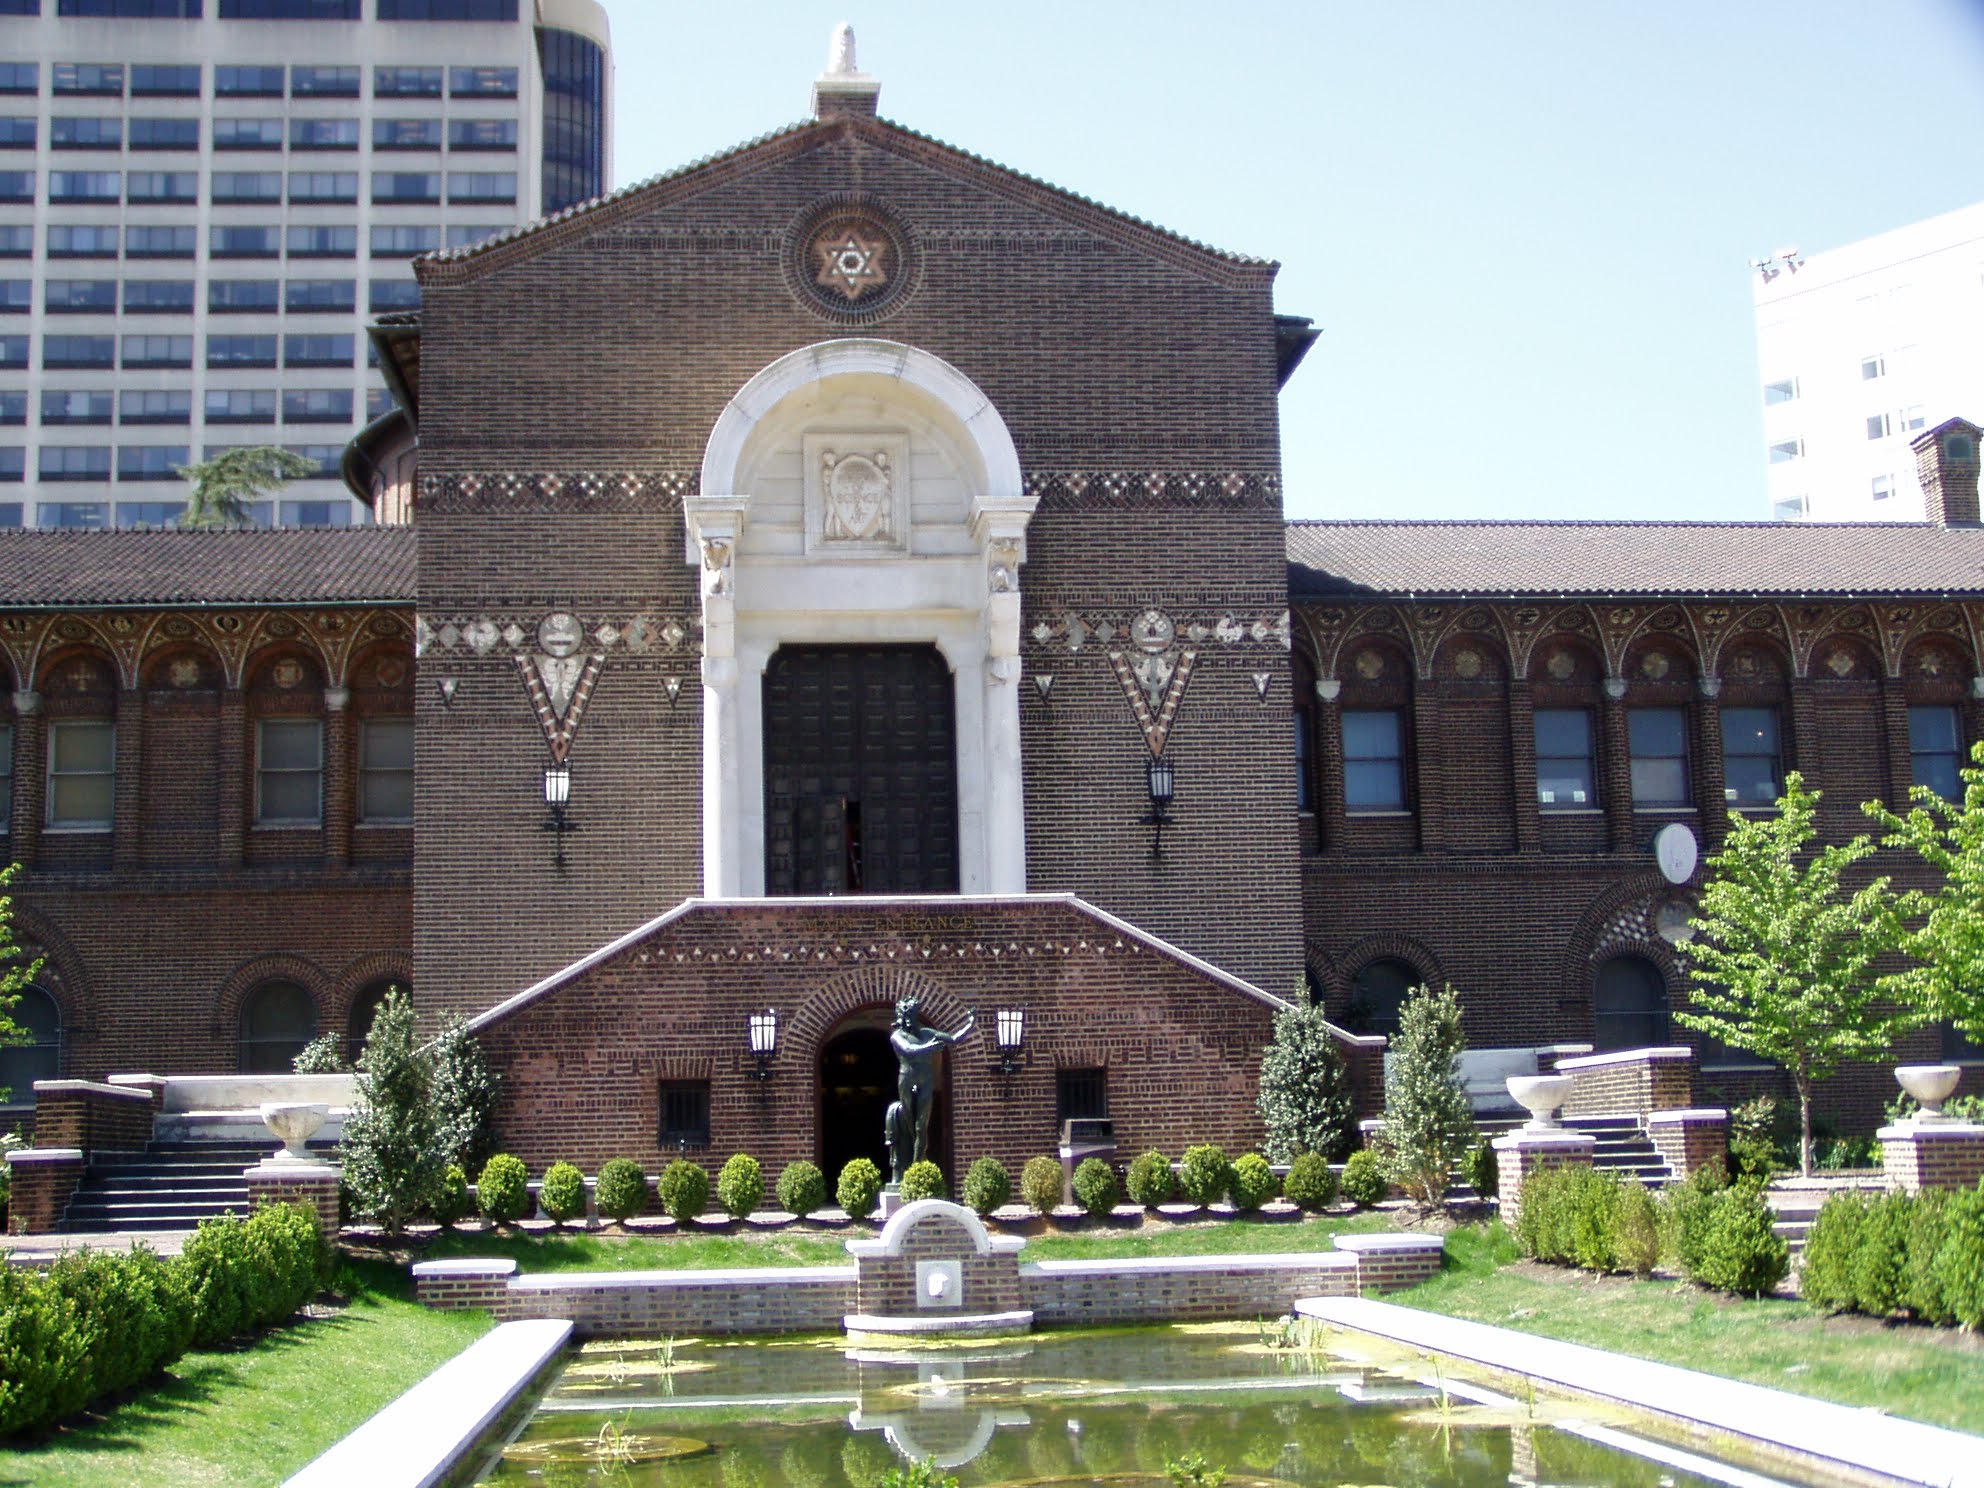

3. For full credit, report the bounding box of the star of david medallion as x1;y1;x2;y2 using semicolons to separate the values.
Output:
813;227;888;301
785;198;917;321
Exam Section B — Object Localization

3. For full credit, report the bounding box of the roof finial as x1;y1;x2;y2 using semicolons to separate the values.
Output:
813;21;880;120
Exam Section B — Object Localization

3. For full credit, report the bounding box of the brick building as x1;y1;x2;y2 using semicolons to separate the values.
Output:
3;45;1980;1166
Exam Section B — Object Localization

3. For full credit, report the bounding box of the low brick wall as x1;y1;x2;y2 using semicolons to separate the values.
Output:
30;1080;155;1156
1025;1253;1359;1325
4;1149;85;1234
1556;1048;1694;1118
507;1267;858;1337
1879;1123;1984;1193
1645;1108;1727;1178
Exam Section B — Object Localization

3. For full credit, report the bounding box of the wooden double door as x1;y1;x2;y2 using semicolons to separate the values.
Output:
762;644;960;895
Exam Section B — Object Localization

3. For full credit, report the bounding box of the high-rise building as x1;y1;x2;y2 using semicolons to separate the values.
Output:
1755;200;1984;522
0;0;609;530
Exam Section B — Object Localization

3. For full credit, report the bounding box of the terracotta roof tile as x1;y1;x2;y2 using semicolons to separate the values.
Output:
1286;520;1984;599
0;526;415;608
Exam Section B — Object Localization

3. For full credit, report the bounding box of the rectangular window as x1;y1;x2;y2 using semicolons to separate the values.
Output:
1902;405;1927;433
286;225;355;258
204;388;275;422
0;392;24;424
360;718;413;822
658;1080;710;1150
446;171;516;203
128;116;200;149
278;497;348;526
372;118;442;150
257;718;322;824
1861;354;1885;380
209;225;281;259
49;117;121;149
1872;474;1895;503
39;444;112;480
371;224;439;257
449;66;517;97
120;333;192;368
1292;707;1312;813
44;278;117;313
1767;439;1802;464
221;0;357;14
0;227;31;257
125;225;196;258
373;66;444;97
53;64;124;96
1721;707;1782;806
120;390;191;424
59;0;201;12
130;64;202;96
282;388;352;422
212;117;282;150
0;723;11;831
48;225;119;259
212;171;282;204
287;171;357;204
448;118;516;151
0;335;22;368
290;65;360;97
126;170;198;203
1909;705;1963;802
444;224;504;250
0;447;21;480
284;278;354;312
117;444;188;480
1867;412;1890;441
1534;707;1596;809
380;0;518;16
0;65;38;95
282;445;342;479
0;117;37;146
1762;378;1797;405
47;720;114;829
283;333;352;368
367;278;421;312
42;335;114;368
1628;706;1689;807
1055;1067;1109;1127
205;334;277;368
215;65;284;97
207;278;279;314
372;170;440;203
0;171;30;203
41;389;112;424
38;501;109;528
366;387;393;419
49;170;120;203
289;117;358;150
1342;709;1405;811
123;279;195;314
116;500;185;527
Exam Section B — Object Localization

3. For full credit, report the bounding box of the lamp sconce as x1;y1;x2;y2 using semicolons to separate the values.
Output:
1140;753;1175;858
994;1008;1025;1076
748;1009;778;1081
542;759;575;866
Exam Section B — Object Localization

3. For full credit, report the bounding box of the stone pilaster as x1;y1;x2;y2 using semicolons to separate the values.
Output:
1878;1120;1984;1194
244;1159;344;1240
5;1148;85;1234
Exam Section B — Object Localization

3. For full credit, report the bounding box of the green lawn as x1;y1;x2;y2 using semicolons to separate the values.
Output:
1393;1225;1984;1437
0;1259;490;1488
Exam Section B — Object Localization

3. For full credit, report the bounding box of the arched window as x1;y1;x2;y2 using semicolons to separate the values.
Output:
239;980;317;1073
0;985;60;1104
1348;958;1417;1039
346;978;397;1055
1594;955;1669;1051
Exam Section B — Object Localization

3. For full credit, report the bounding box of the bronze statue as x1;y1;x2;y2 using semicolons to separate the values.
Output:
884;997;975;1184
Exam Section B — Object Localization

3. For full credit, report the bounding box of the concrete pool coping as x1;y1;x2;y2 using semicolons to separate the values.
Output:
283;1317;571;1488
1295;1296;1982;1488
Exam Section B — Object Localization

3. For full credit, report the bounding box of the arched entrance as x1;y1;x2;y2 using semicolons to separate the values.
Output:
817;1008;951;1182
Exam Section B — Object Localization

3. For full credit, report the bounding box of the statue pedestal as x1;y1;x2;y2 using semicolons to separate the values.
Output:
878;1184;906;1219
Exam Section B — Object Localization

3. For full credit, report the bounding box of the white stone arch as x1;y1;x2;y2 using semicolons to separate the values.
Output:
688;339;1036;899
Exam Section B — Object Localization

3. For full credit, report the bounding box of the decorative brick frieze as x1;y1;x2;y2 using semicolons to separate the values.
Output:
1023;472;1282;512
418;471;694;516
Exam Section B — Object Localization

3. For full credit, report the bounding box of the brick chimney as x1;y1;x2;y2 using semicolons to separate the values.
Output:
812;22;880;120
1913;417;1983;526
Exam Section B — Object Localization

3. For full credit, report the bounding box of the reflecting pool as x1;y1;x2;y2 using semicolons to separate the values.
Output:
479;1325;1793;1487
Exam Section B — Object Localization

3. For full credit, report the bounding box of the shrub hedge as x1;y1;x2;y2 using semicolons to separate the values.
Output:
1801;1179;1984;1327
1072;1157;1120;1217
836;1157;884;1219
1020;1155;1063;1215
961;1157;1011;1216
659;1159;711;1223
775;1160;827;1218
539;1162;586;1227
1124;1150;1176;1208
1177;1145;1232;1207
595;1158;650;1223
1229;1153;1278;1211
1;1204;326;1439
1340;1149;1386;1207
1283;1152;1337;1211
716;1154;765;1219
476;1153;530;1226
900;1160;946;1203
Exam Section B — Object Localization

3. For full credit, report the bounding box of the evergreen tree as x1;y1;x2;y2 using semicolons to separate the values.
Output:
340;986;447;1234
1679;773;1916;1175
1377;984;1474;1207
1256;990;1357;1161
429;1015;502;1171
175;446;316;528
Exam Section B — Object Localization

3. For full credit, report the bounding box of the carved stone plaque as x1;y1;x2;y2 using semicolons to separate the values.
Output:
802;432;910;556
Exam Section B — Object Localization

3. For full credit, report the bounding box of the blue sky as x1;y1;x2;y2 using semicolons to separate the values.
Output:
604;1;1984;523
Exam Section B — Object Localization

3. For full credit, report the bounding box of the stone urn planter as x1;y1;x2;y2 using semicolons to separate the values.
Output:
1506;1074;1577;1132
1896;1064;1963;1123
259;1101;329;1162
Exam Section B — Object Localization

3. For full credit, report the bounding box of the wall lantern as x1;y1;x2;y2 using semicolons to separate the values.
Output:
542;760;574;866
748;1009;778;1080
995;1008;1025;1076
1141;753;1175;857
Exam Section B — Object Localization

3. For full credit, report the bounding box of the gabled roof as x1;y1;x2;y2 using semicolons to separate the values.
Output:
416;113;1275;289
0;527;416;608
1286;520;1984;600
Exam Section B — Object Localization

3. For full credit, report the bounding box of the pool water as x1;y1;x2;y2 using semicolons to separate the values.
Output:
478;1325;1775;1487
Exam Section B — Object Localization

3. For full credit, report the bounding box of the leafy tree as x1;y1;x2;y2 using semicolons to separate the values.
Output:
1677;773;1917;1175
0;863;46;1104
1866;740;1984;1045
339;986;447;1234
175;446;317;528
429;1015;502;1171
1256;991;1356;1161
1376;984;1474;1207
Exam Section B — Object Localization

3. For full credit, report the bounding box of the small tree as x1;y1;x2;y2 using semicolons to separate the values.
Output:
176;446;317;528
1256;992;1356;1162
1866;740;1984;1045
1377;984;1474;1207
429;1016;502;1172
0;864;46;1104
1677;773;1917;1175
339;987;447;1235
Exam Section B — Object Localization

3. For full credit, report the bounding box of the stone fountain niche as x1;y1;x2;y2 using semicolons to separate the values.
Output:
844;1200;1033;1341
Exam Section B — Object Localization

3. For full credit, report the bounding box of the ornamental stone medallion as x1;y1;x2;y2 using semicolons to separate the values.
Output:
804;433;910;555
785;198;917;322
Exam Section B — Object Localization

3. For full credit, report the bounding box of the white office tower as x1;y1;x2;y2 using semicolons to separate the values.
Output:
0;0;610;529
1755;201;1984;523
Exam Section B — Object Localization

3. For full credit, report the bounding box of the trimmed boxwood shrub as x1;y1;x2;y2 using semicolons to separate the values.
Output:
717;1153;765;1219
46;1244;195;1403
1664;1162;1727;1278
1852;1192;1912;1318
431;1164;473;1230
775;1160;827;1218
595;1158;650;1223
1614;1179;1661;1278
476;1153;530;1226
1340;1149;1386;1207
1283;1152;1337;1212
1072;1157;1120;1217
1229;1153;1278;1211
961;1156;1011;1216
1904;1188;1954;1325
1464;1138;1498;1200
539;1162;587;1227
1686;1182;1788;1296
1799;1190;1865;1313
836;1157;883;1219
900;1160;945;1203
1020;1155;1063;1215
1177;1145;1232;1207
1124;1150;1176;1208
1934;1182;1984;1329
658;1158;711;1223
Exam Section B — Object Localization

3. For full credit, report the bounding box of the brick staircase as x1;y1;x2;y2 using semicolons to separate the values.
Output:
58;1139;319;1233
1463;1113;1674;1199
